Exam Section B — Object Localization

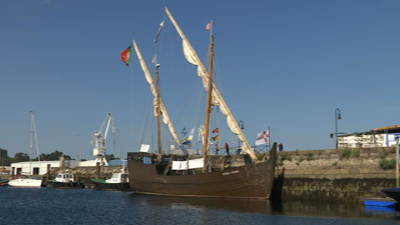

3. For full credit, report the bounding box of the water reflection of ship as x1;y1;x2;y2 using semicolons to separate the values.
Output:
132;194;400;219
132;194;273;214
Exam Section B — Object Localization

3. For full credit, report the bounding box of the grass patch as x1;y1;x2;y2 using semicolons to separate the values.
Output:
381;149;388;159
280;152;292;162
305;153;314;161
353;149;360;158
341;149;351;159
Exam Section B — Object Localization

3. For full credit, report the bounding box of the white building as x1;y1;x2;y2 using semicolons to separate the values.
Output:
338;125;400;149
10;160;97;176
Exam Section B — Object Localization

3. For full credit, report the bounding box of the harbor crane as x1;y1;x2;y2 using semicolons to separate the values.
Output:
91;113;116;166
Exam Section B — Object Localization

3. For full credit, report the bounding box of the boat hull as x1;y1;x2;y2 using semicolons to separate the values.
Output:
381;188;400;203
91;179;130;191
8;178;42;188
0;180;9;186
128;144;276;199
47;181;84;189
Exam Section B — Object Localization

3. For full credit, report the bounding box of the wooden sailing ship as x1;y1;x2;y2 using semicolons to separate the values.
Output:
127;7;276;200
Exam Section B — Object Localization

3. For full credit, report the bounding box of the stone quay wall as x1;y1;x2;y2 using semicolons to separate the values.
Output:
272;146;397;202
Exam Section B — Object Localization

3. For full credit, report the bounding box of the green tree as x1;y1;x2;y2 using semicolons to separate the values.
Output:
0;148;9;158
14;152;30;162
39;151;71;161
105;154;117;161
0;148;10;166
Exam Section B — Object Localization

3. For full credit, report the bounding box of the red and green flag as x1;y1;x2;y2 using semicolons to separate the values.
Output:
120;45;132;66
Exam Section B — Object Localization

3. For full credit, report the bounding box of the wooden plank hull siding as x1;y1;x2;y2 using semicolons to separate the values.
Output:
272;177;396;202
127;146;277;200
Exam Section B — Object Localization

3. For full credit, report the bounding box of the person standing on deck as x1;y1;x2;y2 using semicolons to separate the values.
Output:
215;142;220;155
279;142;283;151
224;143;230;156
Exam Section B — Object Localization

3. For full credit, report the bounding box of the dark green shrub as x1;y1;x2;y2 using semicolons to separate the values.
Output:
379;159;396;170
332;162;338;166
257;154;265;161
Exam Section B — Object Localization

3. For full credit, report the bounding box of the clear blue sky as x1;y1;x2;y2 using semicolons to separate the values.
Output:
1;0;399;159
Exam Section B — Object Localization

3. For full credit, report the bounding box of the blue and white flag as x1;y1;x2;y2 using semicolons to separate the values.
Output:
182;128;195;145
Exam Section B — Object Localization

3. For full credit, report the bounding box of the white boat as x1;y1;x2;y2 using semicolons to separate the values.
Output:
8;175;42;187
9;111;43;188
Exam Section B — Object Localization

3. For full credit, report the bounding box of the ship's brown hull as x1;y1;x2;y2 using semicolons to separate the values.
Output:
127;143;276;200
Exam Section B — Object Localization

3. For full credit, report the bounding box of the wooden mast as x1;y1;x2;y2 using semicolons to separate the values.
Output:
202;34;215;173
155;64;163;156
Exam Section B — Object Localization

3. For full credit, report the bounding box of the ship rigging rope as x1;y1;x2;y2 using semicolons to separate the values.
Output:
157;23;205;142
127;65;143;151
210;49;223;149
153;18;177;149
140;87;154;145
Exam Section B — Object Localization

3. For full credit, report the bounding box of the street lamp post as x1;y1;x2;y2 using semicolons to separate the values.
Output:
116;129;122;160
73;133;82;160
335;108;342;149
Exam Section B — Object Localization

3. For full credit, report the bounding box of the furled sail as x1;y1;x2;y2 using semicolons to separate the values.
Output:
165;7;257;160
132;39;181;147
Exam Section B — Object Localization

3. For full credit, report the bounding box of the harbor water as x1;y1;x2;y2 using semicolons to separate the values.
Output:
0;187;399;225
